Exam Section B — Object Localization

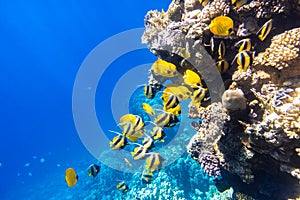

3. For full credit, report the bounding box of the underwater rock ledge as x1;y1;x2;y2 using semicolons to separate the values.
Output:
142;0;300;199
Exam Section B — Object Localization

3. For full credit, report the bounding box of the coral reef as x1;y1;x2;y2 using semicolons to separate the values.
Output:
142;0;300;199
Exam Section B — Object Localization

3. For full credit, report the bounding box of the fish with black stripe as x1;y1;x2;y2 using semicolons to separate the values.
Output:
142;169;154;184
231;50;256;71
144;153;164;172
116;181;129;193
256;19;273;41
150;126;166;142
234;38;252;53
87;164;100;178
109;130;128;150
131;144;148;160
216;59;229;74
144;84;155;99
218;40;226;60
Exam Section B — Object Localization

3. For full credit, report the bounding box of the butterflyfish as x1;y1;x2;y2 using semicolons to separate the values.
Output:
232;0;247;7
216;59;229;74
87;164;100;178
124;158;133;167
218;40;226;59
151;60;178;77
144;153;164;172
142;136;154;150
142;169;154;184
142;103;155;116
256;19;273;41
183;69;202;88
163;84;192;101
234;38;252;53
116;181;129;193
65;168;78;187
150;126;166;142
131;146;147;160
232;50;255;71
109;134;128;150
209;16;234;37
144;84;154;99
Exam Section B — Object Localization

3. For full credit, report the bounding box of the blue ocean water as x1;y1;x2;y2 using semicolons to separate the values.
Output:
0;1;229;199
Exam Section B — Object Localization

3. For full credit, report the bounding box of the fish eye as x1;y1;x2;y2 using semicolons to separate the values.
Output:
167;70;171;74
179;94;183;98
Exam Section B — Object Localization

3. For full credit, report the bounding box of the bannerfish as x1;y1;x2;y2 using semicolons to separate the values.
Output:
234;38;252;52
142;103;155;116
142;136;154;151
232;50;255;71
183;69;202;88
109;135;128;150
144;84;154;99
151;60;178;77
209;16;234;37
142;169;154;184
88;164;100;178
191;87;207;106
154;112;174;127
216;59;229;74
116;181;129;193
162;92;179;110
256;19;273;41
164;103;181;116
131;146;147;160
119;114;145;141
65;168;78;187
218;40;226;59
144;153;164;172
150;126;166;142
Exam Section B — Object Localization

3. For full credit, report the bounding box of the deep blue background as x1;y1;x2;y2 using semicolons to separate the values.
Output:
0;0;169;198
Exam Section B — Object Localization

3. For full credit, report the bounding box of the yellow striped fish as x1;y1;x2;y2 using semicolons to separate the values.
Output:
234;38;252;52
256;19;273;41
144;84;154;99
218;40;226;59
232;50;255;71
144;153;164;172
191;87;207;106
116;181;129;193
131;146;147;160
142;169;154;184
216;59;229;74
109;134;128;150
150;126;166;142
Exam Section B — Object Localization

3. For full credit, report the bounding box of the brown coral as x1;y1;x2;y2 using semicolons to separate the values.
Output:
254;27;300;71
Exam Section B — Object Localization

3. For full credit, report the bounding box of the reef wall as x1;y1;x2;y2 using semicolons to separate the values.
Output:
142;0;300;199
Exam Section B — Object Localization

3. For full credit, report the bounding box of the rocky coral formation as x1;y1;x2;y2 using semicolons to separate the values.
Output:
142;0;300;199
